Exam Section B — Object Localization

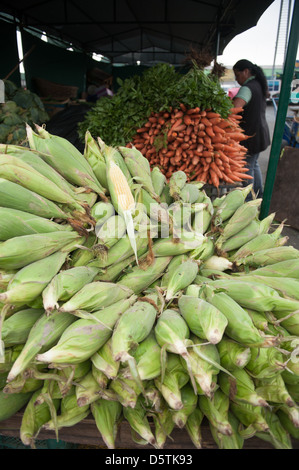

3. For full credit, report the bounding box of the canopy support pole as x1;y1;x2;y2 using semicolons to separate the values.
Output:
260;0;299;220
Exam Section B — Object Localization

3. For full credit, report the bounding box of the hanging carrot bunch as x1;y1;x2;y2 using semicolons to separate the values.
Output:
127;105;252;188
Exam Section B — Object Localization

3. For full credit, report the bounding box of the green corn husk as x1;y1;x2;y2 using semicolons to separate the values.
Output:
91;201;115;225
0;207;72;241
108;368;141;409
2;145;89;205
36;296;137;365
151;167;166;197
20;389;60;448
245;309;270;332
172;383;198;429
240;259;299;279
2;308;44;347
42;266;99;314
91;338;120;380
209;411;244;449
184;284;202;297
0;270;16;289
218;368;269;407
94;216;129;264
88;232;149;269
215;198;262;248
277;404;299;429
183;336;221;398
0;154;85;213
111;295;158;393
277;409;299;440
2;366;44;394
152;230;205;257
154;308;190;366
185;407;204;449
232;274;299;301
220;213;275;253
0;389;33;422
235;245;299;268
217;336;251;371
83;131;108;190
208;278;299;315
54;361;92;398
0;250;70;306
168;171;187;200
0;177;70;220
27;124;107;199
202;284;276;348
154;353;189;410
91;398;123;449
164;259;199;301
214;185;253;223
0;345;23;374
70;233;97;267
117;256;172;294
192;193;214;235
230;401;269;436
42;391;90;431
254;375;296;408
245;347;287;379
59;281;134;313
180;183;202;204
190;237;215;262
178;295;228;345
152;399;175;449
92;363;109;389
131;331;161;381
255;409;293;449
76;371;102;407
6;311;76;382
123;395;157;447
0;231;80;271
119;145;160;201
198;389;233;436
231;221;285;262
160;254;189;287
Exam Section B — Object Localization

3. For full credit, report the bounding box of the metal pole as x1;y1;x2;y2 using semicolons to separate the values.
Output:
260;0;299;220
272;0;283;80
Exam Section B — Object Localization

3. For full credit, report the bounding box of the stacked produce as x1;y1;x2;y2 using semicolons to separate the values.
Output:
127;104;250;187
0;125;299;450
0;80;49;145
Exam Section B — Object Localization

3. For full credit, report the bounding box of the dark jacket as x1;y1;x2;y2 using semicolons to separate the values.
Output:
240;79;270;155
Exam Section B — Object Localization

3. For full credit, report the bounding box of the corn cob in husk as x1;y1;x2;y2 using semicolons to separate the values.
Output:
36;296;137;365
209;411;244;449
154;353;189;410
0;389;33;422
2;308;44;347
91;398;122;449
255;408;293;449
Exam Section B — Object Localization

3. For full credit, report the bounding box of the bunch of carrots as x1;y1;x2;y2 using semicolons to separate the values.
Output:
126;103;252;188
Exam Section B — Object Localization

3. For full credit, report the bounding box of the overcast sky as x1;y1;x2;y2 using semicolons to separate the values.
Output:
217;0;299;67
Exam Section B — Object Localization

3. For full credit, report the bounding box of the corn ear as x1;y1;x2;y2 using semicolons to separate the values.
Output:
0;231;80;270
154;353;189;410
0;177;70;220
172;383;197;429
36;296;137;365
6;310;76;382
178;295;228;344
164;259;199;301
27;124;107;199
91;398;122;449
214;185;253;223
255;408;293;449
117;255;172;294
185;408;204;449
199;389;233;436
151;167;166;197
219;369;269;407
2;308;44;347
59;281;134;313
209;411;244;449
91;338;120;380
217;336;251;371
42;391;90;431
84;131;108;189
91;201;115;225
0;389;33;422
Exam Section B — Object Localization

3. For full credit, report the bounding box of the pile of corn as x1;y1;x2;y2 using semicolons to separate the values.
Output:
0;125;299;450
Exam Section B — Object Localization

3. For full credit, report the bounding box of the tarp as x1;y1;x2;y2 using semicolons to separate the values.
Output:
0;0;274;66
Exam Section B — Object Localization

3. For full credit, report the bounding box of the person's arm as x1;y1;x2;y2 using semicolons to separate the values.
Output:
232;97;247;109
